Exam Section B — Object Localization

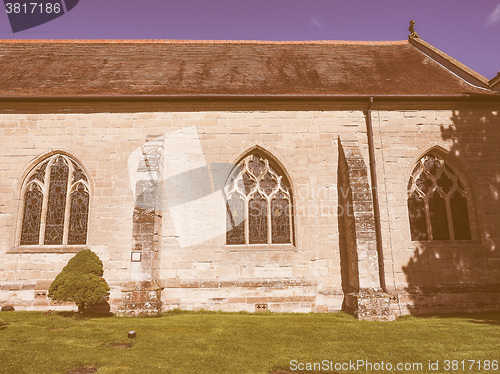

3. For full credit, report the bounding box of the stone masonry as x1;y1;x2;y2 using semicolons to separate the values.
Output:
120;136;164;314
0;104;498;317
0;37;499;318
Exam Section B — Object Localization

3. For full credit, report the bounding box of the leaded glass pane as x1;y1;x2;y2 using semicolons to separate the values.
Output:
423;155;441;176
20;183;43;245
416;172;433;194
249;193;267;244
44;157;69;245
259;172;277;196
271;192;290;244
71;161;88;184
248;155;265;178
408;192;428;241
28;161;48;183
239;172;256;195
68;184;89;245
429;192;449;240
450;191;471;240
437;172;453;194
226;194;245;245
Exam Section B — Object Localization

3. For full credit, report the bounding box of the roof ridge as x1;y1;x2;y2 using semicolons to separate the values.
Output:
0;39;409;45
409;37;490;88
489;72;500;89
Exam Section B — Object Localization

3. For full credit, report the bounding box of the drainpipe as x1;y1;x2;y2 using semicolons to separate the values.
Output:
365;97;387;292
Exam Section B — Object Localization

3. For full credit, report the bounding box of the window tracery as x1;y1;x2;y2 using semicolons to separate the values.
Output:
408;152;473;241
225;153;293;245
19;154;90;246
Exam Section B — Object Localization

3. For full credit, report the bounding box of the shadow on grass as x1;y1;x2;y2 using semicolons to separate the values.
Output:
462;313;500;326
46;300;114;319
158;309;358;321
160;308;260;317
397;312;500;325
65;366;98;374
50;311;114;320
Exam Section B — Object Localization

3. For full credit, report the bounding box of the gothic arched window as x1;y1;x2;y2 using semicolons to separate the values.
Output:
407;151;473;241
19;154;90;246
225;152;293;245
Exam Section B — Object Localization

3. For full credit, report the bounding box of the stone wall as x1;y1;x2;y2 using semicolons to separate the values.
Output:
0;101;498;316
0;104;361;312
370;105;500;315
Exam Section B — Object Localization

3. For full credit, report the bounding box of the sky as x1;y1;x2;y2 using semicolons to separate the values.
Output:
1;0;499;79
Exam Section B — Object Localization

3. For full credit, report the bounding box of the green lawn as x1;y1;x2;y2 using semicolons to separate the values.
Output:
0;310;499;374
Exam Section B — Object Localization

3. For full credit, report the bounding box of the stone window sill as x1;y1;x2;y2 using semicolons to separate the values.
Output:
411;239;480;244
410;239;482;248
7;246;86;254
225;243;296;252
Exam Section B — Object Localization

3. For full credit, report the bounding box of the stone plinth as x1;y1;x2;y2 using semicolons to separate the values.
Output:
344;289;394;321
119;280;163;316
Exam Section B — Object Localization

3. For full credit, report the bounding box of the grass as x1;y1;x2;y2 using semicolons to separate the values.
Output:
0;310;499;373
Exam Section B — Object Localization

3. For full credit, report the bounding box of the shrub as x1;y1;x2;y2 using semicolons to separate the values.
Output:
48;249;110;314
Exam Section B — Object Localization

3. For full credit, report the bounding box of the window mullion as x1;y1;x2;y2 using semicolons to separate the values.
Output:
17;187;26;246
244;196;249;245
38;158;52;245
466;199;475;240
288;197;293;245
424;194;432;240
445;196;455;240
62;162;73;245
39;190;49;245
267;196;272;244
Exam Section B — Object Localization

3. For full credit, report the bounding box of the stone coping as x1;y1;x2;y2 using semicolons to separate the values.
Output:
7;246;85;254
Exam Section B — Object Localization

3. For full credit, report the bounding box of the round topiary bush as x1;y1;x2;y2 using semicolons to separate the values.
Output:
48;249;110;315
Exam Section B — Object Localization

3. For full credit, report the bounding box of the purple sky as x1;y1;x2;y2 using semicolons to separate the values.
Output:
1;0;500;79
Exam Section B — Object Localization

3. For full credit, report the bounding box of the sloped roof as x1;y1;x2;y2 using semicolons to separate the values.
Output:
0;39;497;97
490;73;500;91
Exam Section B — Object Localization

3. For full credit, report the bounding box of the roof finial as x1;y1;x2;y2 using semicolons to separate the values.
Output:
409;20;420;39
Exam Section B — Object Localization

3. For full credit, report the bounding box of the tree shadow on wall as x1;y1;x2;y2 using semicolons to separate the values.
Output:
402;108;500;317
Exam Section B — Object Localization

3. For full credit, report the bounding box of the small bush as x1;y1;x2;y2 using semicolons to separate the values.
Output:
48;249;110;315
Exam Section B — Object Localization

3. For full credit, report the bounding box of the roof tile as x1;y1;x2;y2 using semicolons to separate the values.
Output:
0;39;496;97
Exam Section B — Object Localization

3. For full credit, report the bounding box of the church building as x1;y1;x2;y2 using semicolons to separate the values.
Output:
0;26;499;319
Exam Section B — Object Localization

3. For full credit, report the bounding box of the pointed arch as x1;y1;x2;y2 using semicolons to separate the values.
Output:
407;147;475;241
225;147;294;245
17;152;90;247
